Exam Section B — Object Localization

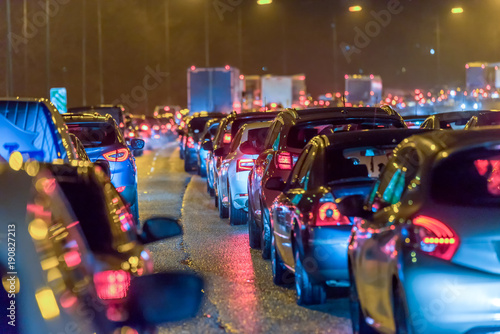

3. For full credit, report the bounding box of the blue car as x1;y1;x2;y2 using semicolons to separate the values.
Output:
63;113;144;221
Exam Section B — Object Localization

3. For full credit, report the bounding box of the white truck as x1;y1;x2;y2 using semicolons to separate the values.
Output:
244;74;307;110
465;62;500;91
345;74;383;106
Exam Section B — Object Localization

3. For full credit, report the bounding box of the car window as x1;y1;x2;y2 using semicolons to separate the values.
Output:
67;123;118;148
288;146;309;188
296;145;317;190
264;121;280;150
246;127;269;150
229;126;244;153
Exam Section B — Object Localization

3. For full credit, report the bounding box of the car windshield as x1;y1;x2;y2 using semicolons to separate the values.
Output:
287;119;401;149
67;123;118;148
432;149;500;206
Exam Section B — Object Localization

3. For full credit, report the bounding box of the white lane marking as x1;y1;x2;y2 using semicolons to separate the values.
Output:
150;167;155;173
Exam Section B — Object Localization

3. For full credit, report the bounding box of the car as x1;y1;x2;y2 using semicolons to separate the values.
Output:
203;111;279;216
182;112;225;172
464;110;500;129
267;129;429;305
248;106;407;259
0;161;203;333
178;115;193;160
62;113;145;221
217;122;272;225
69;105;127;133
420;111;479;130
198;118;220;179
337;128;500;334
0;98;78;163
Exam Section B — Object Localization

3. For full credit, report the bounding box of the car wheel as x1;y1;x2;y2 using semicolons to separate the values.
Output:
393;282;412;334
248;206;261;249
295;248;326;305
208;183;215;197
218;191;229;219
229;193;247;226
261;210;271;260
271;234;292;285
215;192;219;208
349;266;376;334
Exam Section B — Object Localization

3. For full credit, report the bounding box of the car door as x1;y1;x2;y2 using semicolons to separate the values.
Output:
358;147;421;328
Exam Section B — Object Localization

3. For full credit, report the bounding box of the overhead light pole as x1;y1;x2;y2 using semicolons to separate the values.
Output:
97;0;104;104
6;0;13;96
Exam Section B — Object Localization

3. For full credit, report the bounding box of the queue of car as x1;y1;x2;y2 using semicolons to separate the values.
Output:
194;106;500;334
0;98;203;334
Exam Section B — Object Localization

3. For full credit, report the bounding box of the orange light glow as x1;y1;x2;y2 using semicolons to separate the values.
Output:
349;5;362;12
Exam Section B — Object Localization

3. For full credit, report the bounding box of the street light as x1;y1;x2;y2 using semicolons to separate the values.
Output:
451;7;464;14
349;5;362;12
257;0;272;4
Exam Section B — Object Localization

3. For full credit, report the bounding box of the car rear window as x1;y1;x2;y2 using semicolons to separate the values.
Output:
231;117;275;137
67;123;118;148
247;127;269;149
478;113;500;126
190;117;212;133
432;149;500;206
287;119;402;149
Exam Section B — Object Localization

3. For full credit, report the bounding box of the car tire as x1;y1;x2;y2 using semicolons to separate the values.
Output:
261;210;271;260
271;234;292;285
349;266;377;334
295;248;326;305
215;192;219;208
208;183;215;197
229;193;247;226
218;191;229;219
393;282;413;334
248;207;261;249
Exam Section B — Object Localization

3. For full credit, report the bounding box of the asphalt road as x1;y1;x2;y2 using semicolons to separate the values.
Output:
135;142;352;334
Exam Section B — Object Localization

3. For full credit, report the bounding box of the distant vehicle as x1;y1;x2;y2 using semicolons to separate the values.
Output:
249;74;307;110
339;128;500;334
421;111;479;130
345;74;382;106
465;62;500;91
464;110;500;129
0;98;77;163
247;107;406;259
187;66;243;113
198;118;221;179
217;122;271;225
63;113;144;221
268;129;429;305
0;163;203;333
68;105;126;132
402;115;427;129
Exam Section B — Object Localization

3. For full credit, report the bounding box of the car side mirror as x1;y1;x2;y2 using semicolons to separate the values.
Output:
214;147;225;157
239;141;259;155
94;159;111;178
130;138;145;150
201;139;213;151
265;176;286;191
125;272;203;326
139;217;182;243
336;194;372;219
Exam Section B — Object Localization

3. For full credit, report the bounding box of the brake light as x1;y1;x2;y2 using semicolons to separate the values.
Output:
237;159;255;172
128;132;135;138
116;186;126;193
411;216;459;261
154;134;160;139
167;124;172;130
276;152;292;170
141;124;149;131
93;270;131;300
187;137;195;148
103;148;129;162
315;202;351;226
153;125;160;131
119;122;124;128
223;133;232;144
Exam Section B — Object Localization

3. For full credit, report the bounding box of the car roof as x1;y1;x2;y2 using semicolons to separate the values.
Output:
279;107;404;124
228;111;280;121
322;129;432;151
431;111;479;121
239;120;272;132
62;113;113;123
68;105;123;111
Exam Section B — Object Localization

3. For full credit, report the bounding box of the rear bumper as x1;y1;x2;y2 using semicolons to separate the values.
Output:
403;251;500;334
300;226;352;283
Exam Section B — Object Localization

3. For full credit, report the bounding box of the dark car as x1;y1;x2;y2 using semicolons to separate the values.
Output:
62;113;144;221
203;111;280;216
198;118;221;179
420;111;479;130
182;112;226;172
69;105;127;133
339;128;500;334
248;106;407;259
464;110;500;129
267;129;429;305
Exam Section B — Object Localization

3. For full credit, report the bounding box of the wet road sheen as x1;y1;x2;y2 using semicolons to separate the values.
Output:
135;144;352;334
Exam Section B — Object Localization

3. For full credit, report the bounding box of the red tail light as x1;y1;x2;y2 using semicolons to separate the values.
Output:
153;125;160;131
411;216;459;261
276;152;292;170
93;270;131;300
237;159;255;172
223;133;232;144
315;202;351;226
116;186;126;193
154;134;160;139
119;122;124;128
141;124;149;131
103;148;129;162
167;124;172;130
187;137;195;148
128;132;135;138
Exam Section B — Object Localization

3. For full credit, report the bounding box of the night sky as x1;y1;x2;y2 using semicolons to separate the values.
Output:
1;0;499;113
